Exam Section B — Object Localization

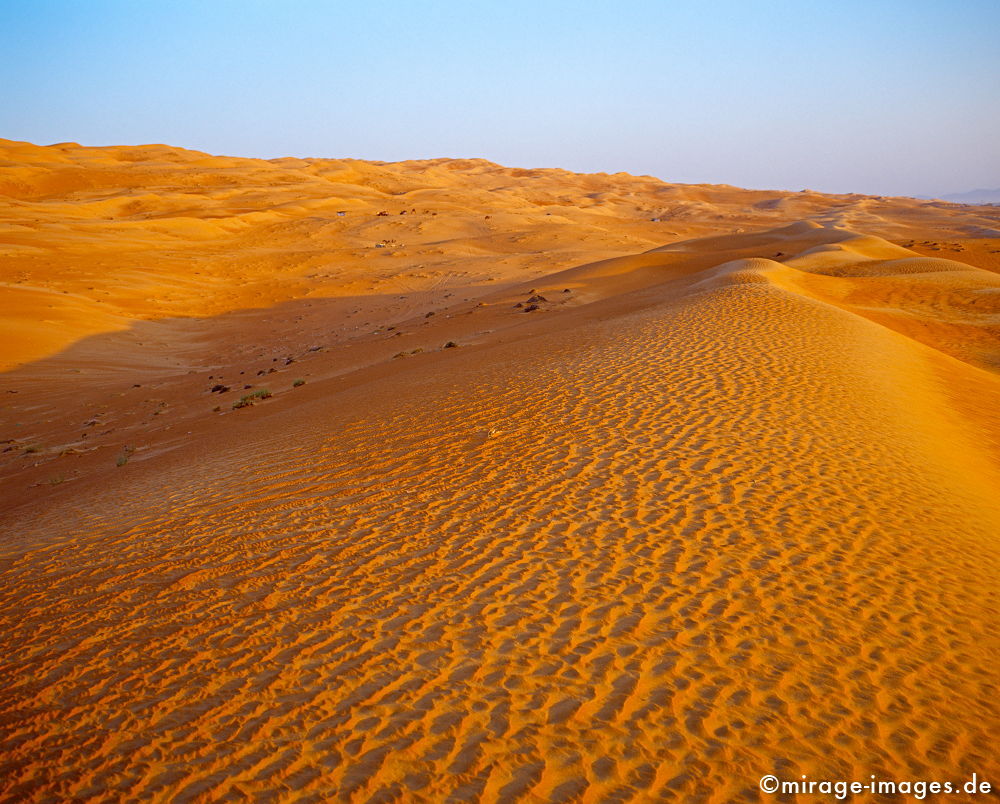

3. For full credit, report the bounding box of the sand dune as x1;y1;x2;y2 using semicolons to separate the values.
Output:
1;140;999;801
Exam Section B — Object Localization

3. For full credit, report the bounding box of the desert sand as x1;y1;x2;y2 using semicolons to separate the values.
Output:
1;138;999;801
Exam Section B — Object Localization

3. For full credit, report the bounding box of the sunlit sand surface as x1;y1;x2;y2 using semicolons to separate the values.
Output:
2;139;999;801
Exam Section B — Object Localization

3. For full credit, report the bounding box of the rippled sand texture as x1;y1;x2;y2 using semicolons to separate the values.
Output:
2;141;1000;802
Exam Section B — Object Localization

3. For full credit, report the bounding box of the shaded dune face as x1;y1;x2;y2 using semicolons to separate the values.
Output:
1;141;999;801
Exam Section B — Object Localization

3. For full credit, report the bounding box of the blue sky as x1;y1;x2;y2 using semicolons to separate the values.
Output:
1;0;997;196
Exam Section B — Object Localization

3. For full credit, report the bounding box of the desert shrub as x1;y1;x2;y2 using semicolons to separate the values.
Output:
232;388;272;409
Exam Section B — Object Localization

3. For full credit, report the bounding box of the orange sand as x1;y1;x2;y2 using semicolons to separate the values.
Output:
1;139;999;801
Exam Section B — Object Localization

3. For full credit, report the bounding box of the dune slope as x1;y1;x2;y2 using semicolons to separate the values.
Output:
1;142;999;802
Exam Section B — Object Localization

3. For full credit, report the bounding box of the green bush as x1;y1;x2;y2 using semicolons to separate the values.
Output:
232;388;272;409
116;445;135;467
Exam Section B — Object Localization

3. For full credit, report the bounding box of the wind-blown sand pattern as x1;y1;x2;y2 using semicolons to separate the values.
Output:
2;140;999;801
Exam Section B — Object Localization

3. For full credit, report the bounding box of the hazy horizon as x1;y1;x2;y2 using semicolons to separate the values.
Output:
2;0;998;198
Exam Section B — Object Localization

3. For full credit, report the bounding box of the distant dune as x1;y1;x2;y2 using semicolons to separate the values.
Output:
936;188;1000;205
1;139;999;801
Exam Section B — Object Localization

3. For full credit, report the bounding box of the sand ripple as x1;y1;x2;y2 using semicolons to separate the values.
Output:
3;251;999;800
